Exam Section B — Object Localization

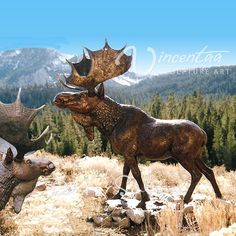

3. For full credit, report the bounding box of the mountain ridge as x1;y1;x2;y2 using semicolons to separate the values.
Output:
0;48;143;87
0;48;236;106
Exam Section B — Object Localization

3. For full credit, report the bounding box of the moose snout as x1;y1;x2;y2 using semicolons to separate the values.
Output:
41;161;56;176
48;162;55;171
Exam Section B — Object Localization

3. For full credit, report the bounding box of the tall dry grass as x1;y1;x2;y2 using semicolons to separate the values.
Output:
0;152;235;235
195;200;236;236
0;212;18;236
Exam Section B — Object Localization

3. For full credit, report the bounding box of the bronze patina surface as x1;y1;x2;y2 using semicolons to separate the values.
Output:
54;42;222;208
0;90;55;213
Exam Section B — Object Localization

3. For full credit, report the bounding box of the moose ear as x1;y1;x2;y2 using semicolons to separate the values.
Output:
4;147;14;165
97;83;105;98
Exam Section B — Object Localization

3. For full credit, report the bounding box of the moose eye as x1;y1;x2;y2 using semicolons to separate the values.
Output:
26;159;32;165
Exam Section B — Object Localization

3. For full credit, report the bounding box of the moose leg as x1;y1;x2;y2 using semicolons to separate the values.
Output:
112;161;130;199
178;160;202;203
126;157;150;209
195;159;222;198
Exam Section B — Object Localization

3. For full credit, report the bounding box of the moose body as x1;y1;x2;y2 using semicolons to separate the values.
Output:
105;104;206;160
54;41;222;208
54;90;222;208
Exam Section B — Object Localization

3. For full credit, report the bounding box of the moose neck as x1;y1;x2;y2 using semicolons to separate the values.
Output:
91;96;124;136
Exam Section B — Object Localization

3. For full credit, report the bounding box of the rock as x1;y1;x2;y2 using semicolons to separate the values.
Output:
184;205;194;214
105;186;115;198
101;216;113;227
106;199;122;212
36;184;47;191
135;192;142;201
111;207;126;218
85;187;104;197
126;208;145;224
86;216;94;222
92;216;104;226
119;217;131;229
112;216;122;222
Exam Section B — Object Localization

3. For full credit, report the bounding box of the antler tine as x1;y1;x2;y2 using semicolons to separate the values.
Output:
27;104;46;124
84;47;94;59
57;75;83;91
117;44;127;53
104;38;111;49
0;90;51;160
66;59;80;76
46;133;53;145
16;88;22;102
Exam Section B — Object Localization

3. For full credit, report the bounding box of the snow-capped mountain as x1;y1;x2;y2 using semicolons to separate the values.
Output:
113;72;145;86
0;48;79;86
0;48;146;87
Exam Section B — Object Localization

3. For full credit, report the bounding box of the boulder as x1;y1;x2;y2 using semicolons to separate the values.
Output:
36;184;47;191
85;187;104;197
92;216;104;226
101;216;113;227
106;199;122;212
134;192;142;201
111;207;126;218
126;208;145;224
118;217;131;229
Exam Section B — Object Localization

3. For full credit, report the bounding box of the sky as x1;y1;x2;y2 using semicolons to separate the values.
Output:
0;0;235;74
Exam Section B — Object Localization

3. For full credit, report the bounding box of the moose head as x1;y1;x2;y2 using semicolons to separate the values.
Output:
54;41;132;139
3;147;55;181
0;147;55;213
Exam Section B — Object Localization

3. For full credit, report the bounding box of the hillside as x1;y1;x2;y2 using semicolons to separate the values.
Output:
0;48;236;105
0;48;141;87
0;152;235;236
114;65;236;104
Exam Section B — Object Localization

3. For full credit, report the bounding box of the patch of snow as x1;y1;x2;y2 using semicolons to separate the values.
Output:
13;60;20;70
15;49;21;55
85;186;104;197
113;75;143;86
62;53;75;60
52;58;62;66
210;223;236;236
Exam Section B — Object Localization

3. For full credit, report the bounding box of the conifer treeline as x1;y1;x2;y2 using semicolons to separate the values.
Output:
148;92;236;170
29;92;236;170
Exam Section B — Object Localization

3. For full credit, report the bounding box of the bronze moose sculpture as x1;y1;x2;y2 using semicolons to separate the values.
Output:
54;41;222;208
0;148;55;213
0;89;55;213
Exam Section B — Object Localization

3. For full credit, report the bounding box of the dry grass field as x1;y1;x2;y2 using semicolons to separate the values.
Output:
0;152;235;236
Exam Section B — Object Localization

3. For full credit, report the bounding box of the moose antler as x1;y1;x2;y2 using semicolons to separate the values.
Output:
0;88;51;160
61;40;132;92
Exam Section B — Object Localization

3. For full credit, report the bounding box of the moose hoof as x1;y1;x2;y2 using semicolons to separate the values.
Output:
184;197;192;204
142;192;150;202
137;201;146;210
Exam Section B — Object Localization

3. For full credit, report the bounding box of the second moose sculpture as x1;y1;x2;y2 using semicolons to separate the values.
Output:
54;41;222;208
